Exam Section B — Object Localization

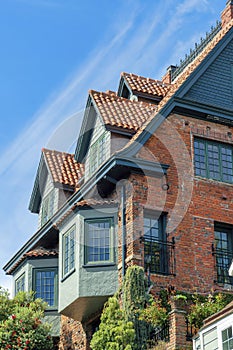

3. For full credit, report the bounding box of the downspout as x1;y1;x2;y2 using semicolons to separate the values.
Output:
121;184;126;279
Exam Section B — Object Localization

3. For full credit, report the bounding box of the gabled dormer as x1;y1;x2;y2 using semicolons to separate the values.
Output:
117;72;171;105
29;149;84;228
75;89;157;181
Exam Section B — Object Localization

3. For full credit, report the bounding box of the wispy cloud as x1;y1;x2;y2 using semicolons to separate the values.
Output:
0;0;223;290
0;2;139;288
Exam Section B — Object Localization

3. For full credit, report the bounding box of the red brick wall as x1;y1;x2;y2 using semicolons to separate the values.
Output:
59;316;88;350
123;113;233;295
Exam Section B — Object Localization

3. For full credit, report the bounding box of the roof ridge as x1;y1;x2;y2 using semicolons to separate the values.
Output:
117;18;233;153
121;71;171;87
89;89;157;109
42;148;75;157
158;18;233;110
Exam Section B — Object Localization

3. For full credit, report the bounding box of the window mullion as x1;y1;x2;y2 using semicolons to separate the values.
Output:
205;140;209;179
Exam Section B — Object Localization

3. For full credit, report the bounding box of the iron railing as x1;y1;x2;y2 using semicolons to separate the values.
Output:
171;21;221;81
141;236;175;276
212;244;233;285
186;318;198;341
147;323;170;347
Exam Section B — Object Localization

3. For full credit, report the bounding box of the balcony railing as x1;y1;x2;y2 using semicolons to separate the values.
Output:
141;236;175;276
186;318;198;341
212;245;233;285
147;323;170;347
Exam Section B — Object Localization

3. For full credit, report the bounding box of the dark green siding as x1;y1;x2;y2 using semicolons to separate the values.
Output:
184;39;233;111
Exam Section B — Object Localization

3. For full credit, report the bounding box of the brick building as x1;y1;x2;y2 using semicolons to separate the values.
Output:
3;1;233;349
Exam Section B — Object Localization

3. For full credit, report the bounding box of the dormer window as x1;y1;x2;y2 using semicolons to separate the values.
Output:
85;130;110;180
41;190;55;226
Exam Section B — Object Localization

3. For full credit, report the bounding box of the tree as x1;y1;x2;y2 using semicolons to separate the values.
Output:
123;265;151;350
91;266;168;350
90;295;135;350
0;288;53;350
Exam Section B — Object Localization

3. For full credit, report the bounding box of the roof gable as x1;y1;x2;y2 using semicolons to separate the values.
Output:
75;90;157;162
117;20;233;160
181;30;233;112
29;149;84;213
118;72;170;101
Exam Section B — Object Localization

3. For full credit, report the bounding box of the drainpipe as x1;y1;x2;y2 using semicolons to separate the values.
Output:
121;184;126;279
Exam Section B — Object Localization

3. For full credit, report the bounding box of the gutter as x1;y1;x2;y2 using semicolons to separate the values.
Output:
3;154;168;274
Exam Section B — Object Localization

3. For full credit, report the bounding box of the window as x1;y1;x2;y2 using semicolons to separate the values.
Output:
203;327;218;350
89;133;108;176
63;226;75;276
15;273;25;294
144;213;169;275
33;268;58;308
194;138;233;183
214;224;233;284
222;326;233;350
85;218;114;264
41;190;55;226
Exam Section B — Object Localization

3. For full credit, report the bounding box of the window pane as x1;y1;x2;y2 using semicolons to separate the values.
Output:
215;226;233;284
194;138;233;183
41;190;54;225
63;227;75;276
34;269;57;307
144;214;167;274
86;219;112;263
15;274;25;294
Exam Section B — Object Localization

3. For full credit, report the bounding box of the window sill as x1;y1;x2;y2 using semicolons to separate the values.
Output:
82;262;116;268
45;307;58;312
61;267;76;282
194;176;233;186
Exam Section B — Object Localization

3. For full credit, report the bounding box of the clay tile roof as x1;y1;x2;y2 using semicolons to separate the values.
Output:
75;198;118;207
42;148;84;188
8;248;58;274
90;90;157;132
121;72;171;97
25;247;58;258
56;199;118;227
123;19;233;149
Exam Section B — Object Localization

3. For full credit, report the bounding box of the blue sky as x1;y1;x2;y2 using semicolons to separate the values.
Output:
0;0;225;291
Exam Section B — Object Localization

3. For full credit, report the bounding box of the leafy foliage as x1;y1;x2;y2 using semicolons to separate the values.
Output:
139;298;168;328
0;288;53;350
188;292;232;329
123;266;150;350
91;266;169;350
90;296;135;350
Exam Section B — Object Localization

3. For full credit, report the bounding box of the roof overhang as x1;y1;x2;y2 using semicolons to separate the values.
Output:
4;154;168;275
28;153;47;213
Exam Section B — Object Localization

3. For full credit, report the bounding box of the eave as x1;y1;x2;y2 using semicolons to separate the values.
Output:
28;154;47;213
3;154;168;275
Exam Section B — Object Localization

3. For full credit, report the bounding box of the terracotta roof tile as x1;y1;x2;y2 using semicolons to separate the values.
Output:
25;247;58;258
121;72;171;97
8;248;58;274
121;19;233;150
42;149;84;188
56;199;118;227
90;90;157;132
